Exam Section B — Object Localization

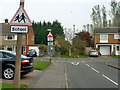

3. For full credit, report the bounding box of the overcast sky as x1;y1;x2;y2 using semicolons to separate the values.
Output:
0;0;119;31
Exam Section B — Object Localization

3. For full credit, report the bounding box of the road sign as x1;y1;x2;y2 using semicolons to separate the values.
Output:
47;37;53;41
10;6;32;26
47;31;53;37
11;26;28;33
54;40;58;45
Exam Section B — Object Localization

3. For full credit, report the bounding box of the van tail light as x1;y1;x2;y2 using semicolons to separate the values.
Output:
21;60;30;63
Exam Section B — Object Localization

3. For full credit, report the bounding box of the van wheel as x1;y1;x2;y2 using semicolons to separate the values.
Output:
3;67;14;80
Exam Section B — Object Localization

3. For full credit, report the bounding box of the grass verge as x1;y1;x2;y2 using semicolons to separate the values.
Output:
54;55;88;58
112;56;120;58
34;60;50;70
0;83;28;89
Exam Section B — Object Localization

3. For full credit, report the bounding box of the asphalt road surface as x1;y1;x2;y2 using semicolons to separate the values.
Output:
67;58;119;88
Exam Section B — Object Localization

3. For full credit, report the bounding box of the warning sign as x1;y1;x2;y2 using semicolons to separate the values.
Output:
10;6;32;26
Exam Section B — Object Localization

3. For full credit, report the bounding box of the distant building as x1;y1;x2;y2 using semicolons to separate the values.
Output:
95;27;120;55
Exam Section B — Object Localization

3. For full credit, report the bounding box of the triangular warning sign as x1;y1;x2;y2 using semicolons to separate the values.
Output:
47;31;53;37
10;6;32;26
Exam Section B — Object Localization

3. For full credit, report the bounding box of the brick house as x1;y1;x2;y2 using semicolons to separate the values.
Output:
95;27;120;56
0;19;39;56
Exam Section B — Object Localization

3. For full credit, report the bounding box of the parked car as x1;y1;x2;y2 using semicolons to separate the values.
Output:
0;50;34;79
27;49;37;57
89;50;99;57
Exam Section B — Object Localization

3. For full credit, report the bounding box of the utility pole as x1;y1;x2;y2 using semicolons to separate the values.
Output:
13;0;24;88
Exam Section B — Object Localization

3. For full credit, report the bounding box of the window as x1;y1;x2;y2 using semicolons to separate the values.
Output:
117;46;119;51
100;34;108;40
4;35;17;40
114;34;120;39
31;36;33;40
3;53;12;58
0;52;3;58
23;46;26;52
6;46;15;51
100;34;108;43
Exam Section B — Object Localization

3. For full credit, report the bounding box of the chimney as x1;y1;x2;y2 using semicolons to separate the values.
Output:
5;19;8;23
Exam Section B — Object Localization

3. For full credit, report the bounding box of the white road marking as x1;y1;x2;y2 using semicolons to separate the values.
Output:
102;75;118;86
81;61;118;86
71;62;79;65
81;61;85;63
65;64;69;88
91;67;99;73
85;64;90;67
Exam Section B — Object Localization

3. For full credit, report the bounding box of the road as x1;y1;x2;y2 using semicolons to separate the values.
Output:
34;57;119;88
66;58;119;88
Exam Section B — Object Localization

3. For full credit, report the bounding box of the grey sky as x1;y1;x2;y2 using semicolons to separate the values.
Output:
0;0;119;31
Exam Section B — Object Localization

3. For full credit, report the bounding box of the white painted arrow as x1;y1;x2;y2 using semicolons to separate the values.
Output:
71;62;79;65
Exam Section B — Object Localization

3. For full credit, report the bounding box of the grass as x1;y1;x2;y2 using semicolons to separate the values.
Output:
54;55;88;58
0;83;28;89
33;60;50;70
112;56;120;58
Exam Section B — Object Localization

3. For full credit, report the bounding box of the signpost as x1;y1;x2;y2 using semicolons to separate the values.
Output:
9;0;32;88
47;30;53;63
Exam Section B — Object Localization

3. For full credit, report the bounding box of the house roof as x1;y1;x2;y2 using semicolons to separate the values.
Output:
95;27;120;33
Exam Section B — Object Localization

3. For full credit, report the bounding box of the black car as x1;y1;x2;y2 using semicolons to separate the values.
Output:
27;49;37;57
0;50;34;79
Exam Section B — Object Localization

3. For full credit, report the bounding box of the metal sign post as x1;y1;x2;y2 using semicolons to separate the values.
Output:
47;29;53;64
9;0;32;88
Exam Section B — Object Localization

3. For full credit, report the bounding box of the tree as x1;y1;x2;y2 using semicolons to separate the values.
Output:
55;35;71;55
39;44;47;56
91;5;102;27
32;20;64;45
109;0;120;27
102;5;107;27
72;37;87;55
75;30;92;46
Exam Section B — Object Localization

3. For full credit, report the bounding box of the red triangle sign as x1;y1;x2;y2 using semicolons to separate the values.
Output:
47;31;53;37
10;6;32;26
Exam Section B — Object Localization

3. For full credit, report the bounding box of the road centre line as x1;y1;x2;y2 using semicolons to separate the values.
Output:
102;75;118;86
82;61;118;86
85;64;90;67
91;67;99;73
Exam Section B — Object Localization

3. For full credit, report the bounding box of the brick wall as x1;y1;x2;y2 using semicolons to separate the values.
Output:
96;34;119;44
26;26;34;45
96;34;100;43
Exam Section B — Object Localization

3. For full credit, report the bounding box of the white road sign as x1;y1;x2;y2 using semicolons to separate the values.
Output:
11;26;28;33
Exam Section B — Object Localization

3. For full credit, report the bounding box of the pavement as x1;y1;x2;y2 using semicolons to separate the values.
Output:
27;62;66;88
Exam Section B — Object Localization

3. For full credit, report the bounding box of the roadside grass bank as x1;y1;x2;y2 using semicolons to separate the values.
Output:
0;83;28;89
112;56;120;58
53;55;88;58
34;60;50;70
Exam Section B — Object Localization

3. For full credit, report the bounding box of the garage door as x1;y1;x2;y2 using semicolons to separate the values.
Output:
100;46;110;55
29;46;39;56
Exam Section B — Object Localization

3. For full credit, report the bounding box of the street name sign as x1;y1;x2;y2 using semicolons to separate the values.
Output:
11;26;28;33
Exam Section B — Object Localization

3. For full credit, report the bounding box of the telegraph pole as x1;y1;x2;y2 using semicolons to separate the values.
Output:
13;0;24;88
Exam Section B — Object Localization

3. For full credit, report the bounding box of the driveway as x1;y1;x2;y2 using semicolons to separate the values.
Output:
0;70;39;84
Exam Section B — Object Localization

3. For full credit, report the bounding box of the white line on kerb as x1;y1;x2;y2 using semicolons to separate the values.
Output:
102;75;118;86
91;67;99;73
